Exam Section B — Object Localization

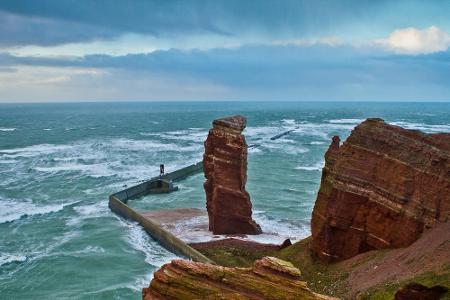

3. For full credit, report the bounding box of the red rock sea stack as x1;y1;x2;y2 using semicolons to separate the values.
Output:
203;115;262;235
311;118;450;263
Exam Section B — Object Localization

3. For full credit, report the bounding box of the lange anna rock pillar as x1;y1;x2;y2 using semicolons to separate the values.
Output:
203;115;262;235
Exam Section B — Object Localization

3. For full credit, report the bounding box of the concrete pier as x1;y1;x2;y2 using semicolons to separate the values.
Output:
108;162;213;264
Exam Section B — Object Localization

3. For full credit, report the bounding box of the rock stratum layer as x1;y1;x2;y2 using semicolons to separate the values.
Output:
203;115;261;235
143;256;335;300
311;118;450;263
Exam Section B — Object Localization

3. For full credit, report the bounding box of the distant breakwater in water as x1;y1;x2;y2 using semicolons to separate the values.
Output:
1;101;449;299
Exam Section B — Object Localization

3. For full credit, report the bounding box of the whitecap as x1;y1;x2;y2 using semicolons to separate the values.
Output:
0;159;17;164
118;218;178;267
0;144;73;158
0;254;27;266
389;121;450;133
281;119;296;125
296;161;324;171
0;197;76;224
43;128;52;131
0;128;16;132
35;162;117;178
328;119;364;124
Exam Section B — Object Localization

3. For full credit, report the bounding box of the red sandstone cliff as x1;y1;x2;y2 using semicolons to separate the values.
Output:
143;256;336;300
311;118;450;263
203;115;261;235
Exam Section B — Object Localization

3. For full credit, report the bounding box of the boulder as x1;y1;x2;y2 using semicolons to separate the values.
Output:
203;115;261;235
143;256;336;299
311;118;450;262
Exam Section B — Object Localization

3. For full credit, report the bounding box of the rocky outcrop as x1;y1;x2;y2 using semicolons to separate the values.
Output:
203;115;261;235
311;118;450;263
395;283;448;300
142;256;336;299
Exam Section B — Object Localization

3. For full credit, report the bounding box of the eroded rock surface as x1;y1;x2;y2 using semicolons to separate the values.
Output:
395;283;448;300
203;115;261;235
311;118;450;262
143;256;336;300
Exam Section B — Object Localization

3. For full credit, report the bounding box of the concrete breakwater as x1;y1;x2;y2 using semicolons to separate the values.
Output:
108;162;213;264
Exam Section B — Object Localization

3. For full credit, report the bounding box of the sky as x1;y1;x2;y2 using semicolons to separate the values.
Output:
0;0;450;102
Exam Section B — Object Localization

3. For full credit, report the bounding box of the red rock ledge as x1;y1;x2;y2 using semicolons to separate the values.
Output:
143;256;336;299
203;115;261;235
311;118;450;263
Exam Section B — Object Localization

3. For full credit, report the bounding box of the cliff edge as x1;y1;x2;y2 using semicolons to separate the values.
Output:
311;118;450;262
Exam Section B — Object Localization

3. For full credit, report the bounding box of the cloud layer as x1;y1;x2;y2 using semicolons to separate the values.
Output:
378;26;450;55
0;1;450;102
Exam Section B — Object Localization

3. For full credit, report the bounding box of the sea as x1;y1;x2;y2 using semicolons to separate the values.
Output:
0;101;449;299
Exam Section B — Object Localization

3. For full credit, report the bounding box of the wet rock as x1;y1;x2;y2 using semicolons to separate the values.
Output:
142;256;337;299
203;115;261;235
311;118;450;262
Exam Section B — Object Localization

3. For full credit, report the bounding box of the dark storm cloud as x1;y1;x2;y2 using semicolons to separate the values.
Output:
3;44;450;98
0;0;403;46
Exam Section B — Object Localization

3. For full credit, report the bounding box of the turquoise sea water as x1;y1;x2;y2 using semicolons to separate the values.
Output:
1;101;449;299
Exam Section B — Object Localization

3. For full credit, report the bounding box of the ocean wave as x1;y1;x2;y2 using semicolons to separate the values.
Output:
296;161;324;171
118;218;178;267
389;121;450;133
110;138;202;153
262;143;309;155
309;141;326;145
0;159;17;164
281;119;296;125
328;118;364;124
67;202;110;226
253;213;310;243
0;254;27;266
35;162;117;178
0;127;16;132
0;197;76;224
167;211;309;245
0;144;73;158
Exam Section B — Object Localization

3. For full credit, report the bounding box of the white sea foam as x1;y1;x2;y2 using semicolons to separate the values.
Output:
141;129;208;143
0;144;73;158
296;161;324;171
389;121;450;133
0;197;75;224
35;162;117;178
310;141;326;145
262;143;309;155
110;138;201;152
252;213;310;243
167;210;309;245
281;119;296;125
0;254;27;266
328;118;364;124
43;128;52;131
119;218;178;267
0;159;17;164
244;126;279;138
0;128;16;132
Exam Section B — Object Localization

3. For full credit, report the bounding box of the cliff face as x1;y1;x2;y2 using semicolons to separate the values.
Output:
203;115;261;235
143;256;335;300
311;118;450;263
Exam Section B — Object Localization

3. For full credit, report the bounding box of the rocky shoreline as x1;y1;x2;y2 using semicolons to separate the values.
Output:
142;117;449;299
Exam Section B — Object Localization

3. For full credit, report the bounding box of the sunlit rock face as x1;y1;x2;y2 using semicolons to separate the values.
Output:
311;118;450;263
203;115;262;235
142;256;336;300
